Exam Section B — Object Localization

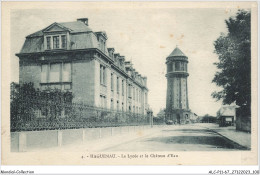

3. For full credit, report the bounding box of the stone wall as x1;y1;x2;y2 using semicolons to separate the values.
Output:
11;125;151;152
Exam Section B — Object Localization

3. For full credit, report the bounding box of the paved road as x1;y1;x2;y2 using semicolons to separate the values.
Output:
102;124;247;151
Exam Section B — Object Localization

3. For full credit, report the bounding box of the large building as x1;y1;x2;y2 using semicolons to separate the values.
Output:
16;18;149;115
165;47;190;124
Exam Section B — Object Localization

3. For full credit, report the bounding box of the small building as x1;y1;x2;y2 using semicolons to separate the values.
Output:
16;18;149;118
217;104;238;127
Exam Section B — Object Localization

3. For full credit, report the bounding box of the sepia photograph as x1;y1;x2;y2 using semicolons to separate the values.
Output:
1;1;258;170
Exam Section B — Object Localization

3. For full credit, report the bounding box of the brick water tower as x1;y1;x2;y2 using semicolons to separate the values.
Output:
165;46;190;124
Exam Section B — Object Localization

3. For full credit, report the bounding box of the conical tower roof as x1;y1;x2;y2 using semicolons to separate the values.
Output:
167;46;186;58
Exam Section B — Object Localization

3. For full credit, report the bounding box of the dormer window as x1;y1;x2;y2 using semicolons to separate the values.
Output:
100;39;106;52
96;32;107;53
45;34;67;50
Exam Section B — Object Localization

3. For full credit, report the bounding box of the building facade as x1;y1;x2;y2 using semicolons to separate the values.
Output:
165;47;190;124
217;104;238;126
16;18;149;115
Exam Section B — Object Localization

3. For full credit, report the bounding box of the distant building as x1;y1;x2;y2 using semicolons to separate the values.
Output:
217;104;238;126
165;47;190;124
189;113;199;123
16;18;149;116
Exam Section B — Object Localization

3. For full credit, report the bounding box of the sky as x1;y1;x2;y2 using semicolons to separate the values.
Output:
10;7;240;116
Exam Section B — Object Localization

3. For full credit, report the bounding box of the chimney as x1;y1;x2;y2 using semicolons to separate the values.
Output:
77;18;88;26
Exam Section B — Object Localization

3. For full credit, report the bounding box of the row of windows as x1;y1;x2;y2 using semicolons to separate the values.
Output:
46;35;67;50
167;61;187;72
127;84;142;102
111;74;124;95
110;99;124;111
101;65;143;102
41;63;71;83
107;97;143;113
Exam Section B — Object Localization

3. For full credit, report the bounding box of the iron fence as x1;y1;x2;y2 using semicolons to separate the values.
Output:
11;96;150;132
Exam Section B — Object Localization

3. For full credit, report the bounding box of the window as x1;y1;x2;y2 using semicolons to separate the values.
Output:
139;90;141;102
128;84;132;98
180;62;184;71
63;63;71;82
100;39;106;52
167;63;172;72
103;67;106;85
41;65;48;83
122;103;124;111
50;63;61;82
133;88;135;100
117;77;119;93
100;65;102;84
41;62;72;85
122;80;124;96
175;61;180;71
46;35;68;50
46;37;51;50
100;65;106;85
100;95;106;108
111;99;114;110
117;101;119;111
53;36;60;49
61;35;67;49
111;73;114;91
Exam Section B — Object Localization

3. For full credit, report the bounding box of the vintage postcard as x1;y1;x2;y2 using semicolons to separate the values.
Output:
1;1;258;166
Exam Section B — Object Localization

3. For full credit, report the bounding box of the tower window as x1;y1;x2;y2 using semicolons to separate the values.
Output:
180;62;184;71
167;63;172;72
175;62;180;71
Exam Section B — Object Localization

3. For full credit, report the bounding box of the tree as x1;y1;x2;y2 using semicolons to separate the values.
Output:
10;82;73;123
212;10;251;116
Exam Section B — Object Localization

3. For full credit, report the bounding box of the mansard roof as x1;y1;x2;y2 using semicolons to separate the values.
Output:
167;47;187;58
18;18;148;89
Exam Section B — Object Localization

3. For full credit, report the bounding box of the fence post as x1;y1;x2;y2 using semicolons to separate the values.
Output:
18;132;27;152
57;130;62;147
